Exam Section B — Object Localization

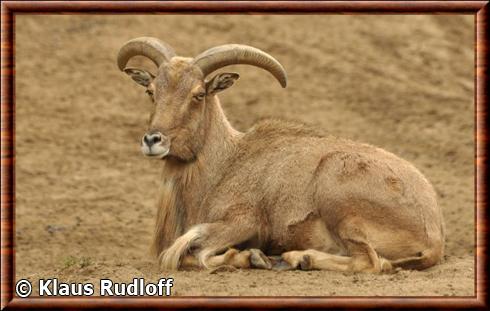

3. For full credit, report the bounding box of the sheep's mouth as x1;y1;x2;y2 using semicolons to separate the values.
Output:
142;148;170;159
140;144;170;159
146;150;169;158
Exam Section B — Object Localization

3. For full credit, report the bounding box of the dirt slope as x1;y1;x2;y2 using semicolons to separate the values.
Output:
15;14;474;296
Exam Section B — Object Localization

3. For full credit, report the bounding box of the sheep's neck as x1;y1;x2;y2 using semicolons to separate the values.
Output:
201;95;243;179
152;95;241;255
179;95;242;217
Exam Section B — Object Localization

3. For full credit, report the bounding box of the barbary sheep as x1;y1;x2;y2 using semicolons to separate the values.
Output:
117;37;445;272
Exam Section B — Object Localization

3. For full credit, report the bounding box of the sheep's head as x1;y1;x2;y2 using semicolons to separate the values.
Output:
117;37;287;162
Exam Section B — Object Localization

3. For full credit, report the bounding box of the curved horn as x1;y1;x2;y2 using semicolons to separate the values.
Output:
192;44;287;88
117;37;176;71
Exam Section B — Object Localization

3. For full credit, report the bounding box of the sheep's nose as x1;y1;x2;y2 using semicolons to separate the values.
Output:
143;132;163;148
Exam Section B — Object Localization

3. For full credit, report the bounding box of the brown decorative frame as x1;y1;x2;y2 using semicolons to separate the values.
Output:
1;1;488;309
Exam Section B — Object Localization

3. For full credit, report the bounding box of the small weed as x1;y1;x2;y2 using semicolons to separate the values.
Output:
62;256;92;269
62;256;77;269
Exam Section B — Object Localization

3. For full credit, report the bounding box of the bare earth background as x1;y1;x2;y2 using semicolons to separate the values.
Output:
15;15;474;296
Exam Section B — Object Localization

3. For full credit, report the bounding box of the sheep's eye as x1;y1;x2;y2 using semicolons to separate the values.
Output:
145;90;154;97
193;93;205;102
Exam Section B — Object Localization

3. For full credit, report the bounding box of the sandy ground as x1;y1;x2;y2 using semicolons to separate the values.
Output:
15;15;474;296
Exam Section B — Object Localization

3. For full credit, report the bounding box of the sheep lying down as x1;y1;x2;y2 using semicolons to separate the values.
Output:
117;37;445;273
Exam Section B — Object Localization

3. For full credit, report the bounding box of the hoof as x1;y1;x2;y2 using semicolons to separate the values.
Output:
250;249;273;270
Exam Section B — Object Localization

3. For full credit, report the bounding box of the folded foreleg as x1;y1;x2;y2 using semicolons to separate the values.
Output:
159;211;269;270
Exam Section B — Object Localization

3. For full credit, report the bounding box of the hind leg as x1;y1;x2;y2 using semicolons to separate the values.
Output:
336;217;392;273
282;249;351;271
282;218;392;273
282;246;391;273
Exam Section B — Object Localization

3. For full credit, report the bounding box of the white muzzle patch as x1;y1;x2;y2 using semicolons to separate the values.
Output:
141;132;170;159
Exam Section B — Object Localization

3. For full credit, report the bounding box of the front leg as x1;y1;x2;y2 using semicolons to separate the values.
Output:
159;214;261;270
180;248;271;270
179;248;256;269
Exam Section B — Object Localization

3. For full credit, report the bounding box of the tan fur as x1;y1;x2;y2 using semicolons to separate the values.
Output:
124;50;445;273
150;179;183;256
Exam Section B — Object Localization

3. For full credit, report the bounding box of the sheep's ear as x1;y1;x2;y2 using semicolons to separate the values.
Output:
206;72;239;95
123;67;155;87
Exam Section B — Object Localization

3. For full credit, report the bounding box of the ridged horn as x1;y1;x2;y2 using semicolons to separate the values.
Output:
192;44;287;88
117;37;176;71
